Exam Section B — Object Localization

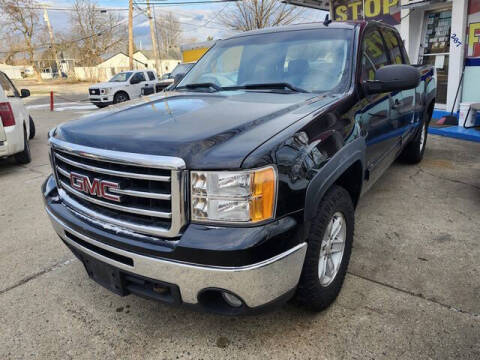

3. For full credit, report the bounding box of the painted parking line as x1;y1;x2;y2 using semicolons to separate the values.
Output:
26;102;98;111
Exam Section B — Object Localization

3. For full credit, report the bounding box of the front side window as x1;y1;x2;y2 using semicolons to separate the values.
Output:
382;28;403;65
361;29;390;82
131;72;146;82
178;29;353;93
0;73;18;97
109;72;133;82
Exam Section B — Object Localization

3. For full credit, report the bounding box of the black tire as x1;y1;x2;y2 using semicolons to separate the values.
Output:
295;185;354;312
399;107;432;164
28;116;35;139
113;91;129;104
15;127;32;164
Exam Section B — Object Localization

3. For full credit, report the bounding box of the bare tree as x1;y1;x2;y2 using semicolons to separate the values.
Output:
220;0;302;31
155;12;182;58
70;0;126;66
0;0;44;80
0;32;23;65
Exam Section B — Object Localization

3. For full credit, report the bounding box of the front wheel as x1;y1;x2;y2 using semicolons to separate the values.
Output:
295;185;354;312
113;92;129;104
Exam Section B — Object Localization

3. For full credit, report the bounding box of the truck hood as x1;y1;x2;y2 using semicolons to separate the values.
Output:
90;82;126;89
54;91;336;169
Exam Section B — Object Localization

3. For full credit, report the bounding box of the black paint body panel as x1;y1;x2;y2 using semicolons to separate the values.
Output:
45;21;435;267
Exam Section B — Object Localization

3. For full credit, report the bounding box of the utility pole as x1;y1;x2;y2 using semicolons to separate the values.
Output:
128;0;134;70
43;5;61;76
152;5;164;75
146;0;160;74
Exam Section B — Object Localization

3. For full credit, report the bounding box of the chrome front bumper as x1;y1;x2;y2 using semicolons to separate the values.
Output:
46;207;307;308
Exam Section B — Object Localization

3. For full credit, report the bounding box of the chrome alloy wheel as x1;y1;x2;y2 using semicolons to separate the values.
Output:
419;122;426;151
318;212;346;287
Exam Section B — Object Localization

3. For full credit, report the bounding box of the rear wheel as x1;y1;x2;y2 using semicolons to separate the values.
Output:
15;127;32;164
399;107;432;164
113;92;129;104
28;116;35;139
295;185;354;312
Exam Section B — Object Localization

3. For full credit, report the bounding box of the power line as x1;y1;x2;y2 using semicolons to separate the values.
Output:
135;0;239;6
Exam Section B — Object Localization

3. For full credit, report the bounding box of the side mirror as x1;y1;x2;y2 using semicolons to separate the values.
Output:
173;73;185;86
363;64;420;94
20;89;30;98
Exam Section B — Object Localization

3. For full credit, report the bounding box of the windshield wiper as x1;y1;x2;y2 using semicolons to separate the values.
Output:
226;82;309;93
176;83;222;92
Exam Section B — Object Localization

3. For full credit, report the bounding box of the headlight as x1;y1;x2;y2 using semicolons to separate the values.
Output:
191;166;277;224
100;88;111;95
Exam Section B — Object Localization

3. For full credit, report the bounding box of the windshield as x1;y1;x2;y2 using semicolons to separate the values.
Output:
171;63;194;77
109;72;133;82
178;29;353;93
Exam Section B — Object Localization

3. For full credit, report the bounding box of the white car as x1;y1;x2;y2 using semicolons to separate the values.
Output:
88;70;159;108
0;71;34;164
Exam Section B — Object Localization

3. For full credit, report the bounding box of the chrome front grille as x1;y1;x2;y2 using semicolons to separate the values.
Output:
49;137;187;238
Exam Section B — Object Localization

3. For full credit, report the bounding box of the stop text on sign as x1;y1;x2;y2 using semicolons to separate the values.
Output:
333;0;400;23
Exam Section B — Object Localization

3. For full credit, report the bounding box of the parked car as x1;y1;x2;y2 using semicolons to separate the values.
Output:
43;21;435;315
0;71;34;164
156;62;195;90
88;70;159;108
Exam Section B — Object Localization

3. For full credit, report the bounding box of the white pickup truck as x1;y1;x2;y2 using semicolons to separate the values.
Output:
88;70;159;108
0;71;34;164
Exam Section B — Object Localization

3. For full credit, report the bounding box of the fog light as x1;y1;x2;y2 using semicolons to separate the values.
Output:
221;291;243;308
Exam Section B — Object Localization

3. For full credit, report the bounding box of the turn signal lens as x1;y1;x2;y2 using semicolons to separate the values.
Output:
250;167;276;222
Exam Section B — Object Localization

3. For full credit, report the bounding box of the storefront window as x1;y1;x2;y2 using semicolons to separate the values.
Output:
420;9;452;105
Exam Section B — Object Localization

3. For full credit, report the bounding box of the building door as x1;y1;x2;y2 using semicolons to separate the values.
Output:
419;8;452;107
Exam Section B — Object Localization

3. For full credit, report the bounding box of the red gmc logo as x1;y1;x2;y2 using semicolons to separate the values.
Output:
70;172;121;202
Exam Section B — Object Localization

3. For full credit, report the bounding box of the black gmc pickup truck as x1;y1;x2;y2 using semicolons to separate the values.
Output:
43;21;435;315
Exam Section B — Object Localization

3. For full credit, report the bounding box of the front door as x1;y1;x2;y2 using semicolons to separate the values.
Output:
359;28;399;182
381;26;418;145
129;71;147;97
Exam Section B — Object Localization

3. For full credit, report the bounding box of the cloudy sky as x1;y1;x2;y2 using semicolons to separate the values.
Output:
43;0;327;49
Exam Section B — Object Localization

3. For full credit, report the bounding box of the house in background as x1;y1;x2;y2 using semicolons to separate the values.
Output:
97;51;180;75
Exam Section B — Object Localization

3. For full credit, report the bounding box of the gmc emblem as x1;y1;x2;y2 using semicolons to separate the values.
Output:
70;172;121;202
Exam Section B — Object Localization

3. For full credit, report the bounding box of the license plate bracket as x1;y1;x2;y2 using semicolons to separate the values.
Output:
82;254;127;296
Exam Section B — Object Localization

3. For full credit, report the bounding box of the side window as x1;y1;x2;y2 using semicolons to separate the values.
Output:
400;39;410;65
382;28;403;65
147;71;155;81
0;72;18;97
361;30;390;82
132;72;146;82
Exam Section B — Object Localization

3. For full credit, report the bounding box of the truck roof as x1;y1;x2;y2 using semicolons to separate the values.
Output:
224;20;392;40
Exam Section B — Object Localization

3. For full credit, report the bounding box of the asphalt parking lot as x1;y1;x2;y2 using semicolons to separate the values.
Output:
1;101;479;359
